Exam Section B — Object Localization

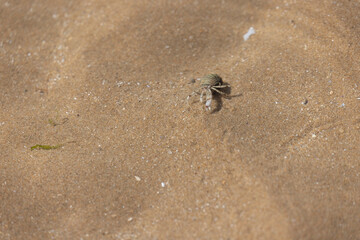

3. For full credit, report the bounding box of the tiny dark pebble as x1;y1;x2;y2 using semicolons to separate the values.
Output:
189;78;196;84
303;98;308;105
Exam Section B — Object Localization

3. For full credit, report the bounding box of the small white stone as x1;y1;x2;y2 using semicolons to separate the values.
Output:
135;176;141;181
243;27;255;41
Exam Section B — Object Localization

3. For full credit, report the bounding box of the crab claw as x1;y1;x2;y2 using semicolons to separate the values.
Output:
205;99;212;111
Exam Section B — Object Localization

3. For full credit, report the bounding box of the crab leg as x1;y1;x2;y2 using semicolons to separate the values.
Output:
186;91;200;104
211;87;226;95
200;90;204;103
212;85;228;88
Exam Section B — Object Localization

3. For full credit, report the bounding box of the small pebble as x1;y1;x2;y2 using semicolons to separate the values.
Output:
135;176;141;181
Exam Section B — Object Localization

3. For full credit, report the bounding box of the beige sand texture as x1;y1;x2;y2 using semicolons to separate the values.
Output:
1;0;360;239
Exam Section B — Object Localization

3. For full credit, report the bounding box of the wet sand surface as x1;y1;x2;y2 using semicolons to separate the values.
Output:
1;0;360;239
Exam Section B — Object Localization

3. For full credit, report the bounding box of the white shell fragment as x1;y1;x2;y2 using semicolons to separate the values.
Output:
243;27;255;41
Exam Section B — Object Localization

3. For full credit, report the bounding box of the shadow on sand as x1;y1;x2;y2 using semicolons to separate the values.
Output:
211;82;242;114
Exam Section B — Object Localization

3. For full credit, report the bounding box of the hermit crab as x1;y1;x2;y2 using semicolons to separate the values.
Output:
187;74;229;111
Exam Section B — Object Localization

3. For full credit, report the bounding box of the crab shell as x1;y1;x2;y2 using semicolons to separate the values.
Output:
200;74;223;88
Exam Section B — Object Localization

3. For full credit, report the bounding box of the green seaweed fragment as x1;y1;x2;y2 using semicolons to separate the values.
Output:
48;119;57;126
30;141;76;151
48;117;69;127
30;144;63;151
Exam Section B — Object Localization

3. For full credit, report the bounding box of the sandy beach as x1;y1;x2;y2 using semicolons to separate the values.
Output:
1;0;359;239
